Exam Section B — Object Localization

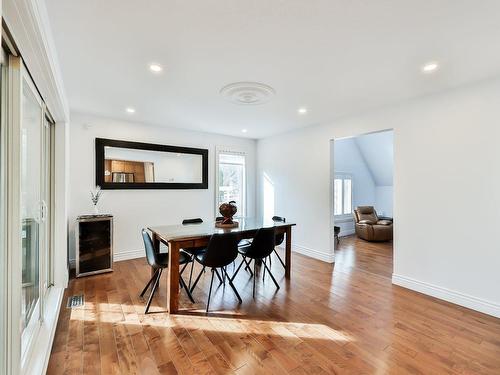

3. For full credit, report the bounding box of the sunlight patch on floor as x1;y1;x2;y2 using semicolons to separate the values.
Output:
69;303;354;343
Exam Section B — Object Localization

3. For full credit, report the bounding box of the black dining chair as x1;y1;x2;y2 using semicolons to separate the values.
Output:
189;232;242;312
140;229;195;314
182;218;207;288
271;216;287;269
232;227;279;298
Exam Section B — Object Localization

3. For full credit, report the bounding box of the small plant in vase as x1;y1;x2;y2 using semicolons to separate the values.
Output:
90;186;103;215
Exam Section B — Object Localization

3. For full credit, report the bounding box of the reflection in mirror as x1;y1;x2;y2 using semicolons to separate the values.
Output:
104;146;203;184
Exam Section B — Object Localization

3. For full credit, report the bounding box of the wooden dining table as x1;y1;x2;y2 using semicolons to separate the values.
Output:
148;217;296;314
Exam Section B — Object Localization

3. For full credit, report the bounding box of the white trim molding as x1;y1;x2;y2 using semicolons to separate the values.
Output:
392;274;500;318
114;249;145;262
3;0;69;122
279;244;335;263
69;249;145;269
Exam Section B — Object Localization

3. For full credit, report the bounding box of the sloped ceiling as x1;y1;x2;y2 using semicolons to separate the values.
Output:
354;131;393;186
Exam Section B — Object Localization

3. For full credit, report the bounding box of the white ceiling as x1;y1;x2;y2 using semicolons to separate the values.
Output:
45;0;500;139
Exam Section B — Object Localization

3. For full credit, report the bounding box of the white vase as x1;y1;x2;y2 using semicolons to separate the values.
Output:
93;204;99;215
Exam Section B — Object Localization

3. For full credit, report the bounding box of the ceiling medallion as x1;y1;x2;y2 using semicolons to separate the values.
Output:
220;82;275;105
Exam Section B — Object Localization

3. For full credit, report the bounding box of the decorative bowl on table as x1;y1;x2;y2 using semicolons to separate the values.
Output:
215;201;239;228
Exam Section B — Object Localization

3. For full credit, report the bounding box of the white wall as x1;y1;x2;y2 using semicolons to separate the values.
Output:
257;77;500;317
68;113;257;262
375;186;393;217
332;137;375;236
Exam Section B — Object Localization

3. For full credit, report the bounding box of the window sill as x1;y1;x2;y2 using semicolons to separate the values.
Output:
22;286;64;375
334;216;354;224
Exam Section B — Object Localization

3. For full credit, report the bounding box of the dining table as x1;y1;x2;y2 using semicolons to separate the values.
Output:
148;217;296;313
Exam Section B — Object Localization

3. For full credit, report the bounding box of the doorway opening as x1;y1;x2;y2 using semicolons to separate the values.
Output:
330;129;394;277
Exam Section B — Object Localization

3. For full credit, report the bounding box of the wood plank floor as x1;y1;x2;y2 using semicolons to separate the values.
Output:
47;236;500;374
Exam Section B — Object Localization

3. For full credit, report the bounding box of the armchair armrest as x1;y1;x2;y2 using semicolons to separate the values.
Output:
358;220;375;225
378;216;393;221
376;220;392;225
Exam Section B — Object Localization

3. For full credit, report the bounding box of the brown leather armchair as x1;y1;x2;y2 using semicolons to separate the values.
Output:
353;206;393;242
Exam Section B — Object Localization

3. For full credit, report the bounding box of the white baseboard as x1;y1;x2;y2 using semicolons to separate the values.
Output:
113;249;145;262
68;249;145;269
339;229;355;237
278;244;334;263
392;274;500;318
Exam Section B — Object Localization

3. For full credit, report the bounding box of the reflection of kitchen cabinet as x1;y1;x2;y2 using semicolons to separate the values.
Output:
104;159;154;183
76;215;113;277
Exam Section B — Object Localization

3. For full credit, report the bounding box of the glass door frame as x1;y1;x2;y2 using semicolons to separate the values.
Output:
19;56;46;366
3;53;56;375
0;46;9;375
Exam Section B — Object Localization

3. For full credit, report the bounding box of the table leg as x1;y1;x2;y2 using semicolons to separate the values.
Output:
167;241;180;313
151;233;160;278
285;227;291;279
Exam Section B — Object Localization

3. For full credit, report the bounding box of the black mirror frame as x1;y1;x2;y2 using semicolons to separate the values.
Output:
95;138;209;190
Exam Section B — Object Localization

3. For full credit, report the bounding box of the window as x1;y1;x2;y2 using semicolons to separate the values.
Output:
216;151;246;216
334;174;352;217
4;54;56;371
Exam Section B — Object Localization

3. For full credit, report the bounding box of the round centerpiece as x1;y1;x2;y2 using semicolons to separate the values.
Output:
215;201;239;228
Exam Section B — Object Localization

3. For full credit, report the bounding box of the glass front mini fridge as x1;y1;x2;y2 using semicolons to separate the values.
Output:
76;215;113;277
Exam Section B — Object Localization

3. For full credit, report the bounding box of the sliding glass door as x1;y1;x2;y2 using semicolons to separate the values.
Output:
0;47;8;375
20;76;44;354
12;56;54;366
1;40;55;375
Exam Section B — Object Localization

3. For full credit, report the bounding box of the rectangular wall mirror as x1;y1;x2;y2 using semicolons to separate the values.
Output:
95;138;208;189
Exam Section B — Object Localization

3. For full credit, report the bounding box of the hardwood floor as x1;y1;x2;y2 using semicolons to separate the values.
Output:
47;236;500;374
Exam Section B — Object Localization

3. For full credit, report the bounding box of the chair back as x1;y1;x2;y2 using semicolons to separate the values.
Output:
272;216;285;246
353;206;378;224
182;218;203;225
142;229;158;268
246;227;276;259
200;232;239;268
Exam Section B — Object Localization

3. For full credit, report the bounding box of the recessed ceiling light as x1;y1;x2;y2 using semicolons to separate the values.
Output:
422;62;439;73
126;107;136;114
149;63;163;73
298;107;308;114
242;129;248;133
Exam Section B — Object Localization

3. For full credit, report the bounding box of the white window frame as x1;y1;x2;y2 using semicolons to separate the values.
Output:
0;46;9;375
215;147;247;218
333;173;353;219
3;54;56;375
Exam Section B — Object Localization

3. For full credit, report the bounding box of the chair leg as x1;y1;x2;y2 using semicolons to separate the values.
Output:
188;259;195;289
230;257;246;282
180;262;189;274
273;248;286;268
206;269;215;313
180;275;195;303
262;260;280;290
145;268;163;314
222;267;242;303
263;258;266;281
253;260;256;299
140;268;159;297
243;256;254;276
190;265;205;293
214;268;224;285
